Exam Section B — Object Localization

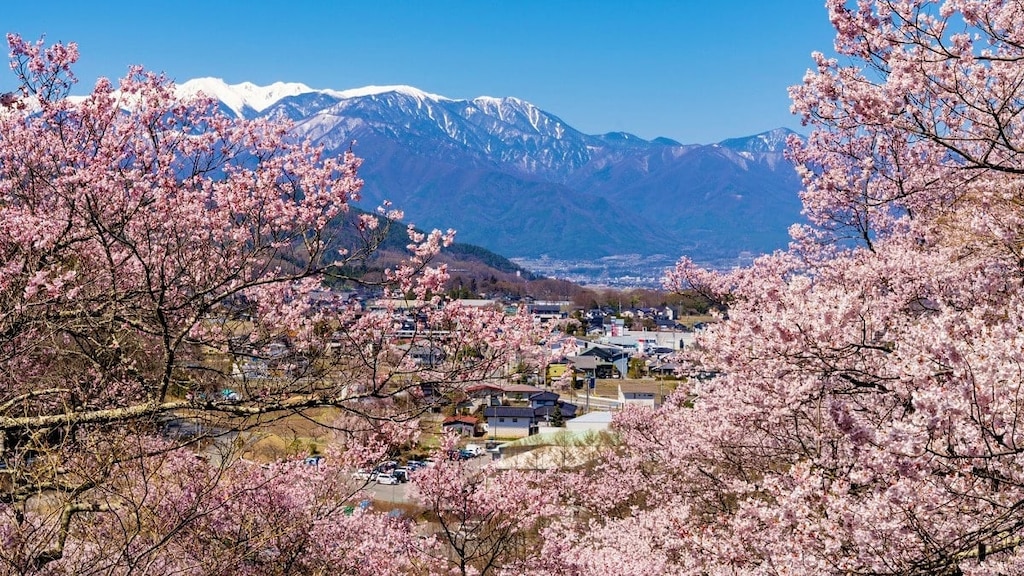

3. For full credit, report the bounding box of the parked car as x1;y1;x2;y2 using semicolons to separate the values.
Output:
463;444;484;457
351;469;377;481
393;467;410;482
376;473;400;485
446;449;478;460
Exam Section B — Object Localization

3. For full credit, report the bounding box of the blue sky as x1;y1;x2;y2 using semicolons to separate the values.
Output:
3;1;837;144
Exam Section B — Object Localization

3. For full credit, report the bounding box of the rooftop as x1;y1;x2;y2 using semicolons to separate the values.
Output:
619;381;662;394
442;415;479;426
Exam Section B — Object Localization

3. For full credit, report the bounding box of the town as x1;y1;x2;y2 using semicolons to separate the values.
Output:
219;286;708;473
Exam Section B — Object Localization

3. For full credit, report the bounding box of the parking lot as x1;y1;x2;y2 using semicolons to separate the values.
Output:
358;452;492;504
367;478;411;502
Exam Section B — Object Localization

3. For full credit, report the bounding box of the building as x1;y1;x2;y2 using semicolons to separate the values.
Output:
533;402;578;424
602;329;696;353
527;303;565;323
483;406;537;439
566;355;599;383
528;390;560;409
501;384;545;401
546;361;569;384
442;415;484;436
579;345;630;378
618;381;662;408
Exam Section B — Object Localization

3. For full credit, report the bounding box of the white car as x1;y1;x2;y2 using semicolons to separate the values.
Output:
351;469;376;481
376;473;399;485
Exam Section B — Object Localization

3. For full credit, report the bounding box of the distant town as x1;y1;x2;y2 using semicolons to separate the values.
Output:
513;252;760;288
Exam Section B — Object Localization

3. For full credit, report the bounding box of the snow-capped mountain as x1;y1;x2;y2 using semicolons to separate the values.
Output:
178;79;804;262
177;78;318;117
719;127;795;155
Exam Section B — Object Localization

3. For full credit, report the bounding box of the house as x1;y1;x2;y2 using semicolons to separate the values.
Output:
600;335;641;353
528;390;560;409
305;289;352;313
648;358;683;377
546;361;569;384
368;298;432;312
527;303;564;323
465;383;504;397
618;381;662;408
442;415;484;437
484;406;538;439
655;318;686;331
566;355;598;384
399;343;445;366
465;383;504;406
583;347;629;379
501;383;545;401
566;345;628;381
604;329;696;352
418;381;442;401
533;402;578;424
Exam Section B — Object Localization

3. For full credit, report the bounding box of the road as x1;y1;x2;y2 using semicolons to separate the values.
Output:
366;478;411;503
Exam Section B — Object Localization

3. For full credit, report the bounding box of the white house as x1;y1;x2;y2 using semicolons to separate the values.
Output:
618;381;661;408
484;406;537;439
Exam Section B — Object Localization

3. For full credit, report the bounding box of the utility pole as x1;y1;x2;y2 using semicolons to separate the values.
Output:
586;375;594;413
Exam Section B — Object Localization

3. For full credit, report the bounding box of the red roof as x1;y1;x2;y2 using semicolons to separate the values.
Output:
465;384;504;394
442;415;479;426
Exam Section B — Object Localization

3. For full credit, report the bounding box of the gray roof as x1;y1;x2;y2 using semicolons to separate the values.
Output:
484;406;536;419
528;391;560;402
567;355;598;370
534;403;578;419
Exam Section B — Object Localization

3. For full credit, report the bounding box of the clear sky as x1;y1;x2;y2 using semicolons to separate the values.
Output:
2;1;837;144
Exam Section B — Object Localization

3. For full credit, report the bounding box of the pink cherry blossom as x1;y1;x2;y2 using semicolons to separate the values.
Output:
539;1;1024;573
0;34;543;573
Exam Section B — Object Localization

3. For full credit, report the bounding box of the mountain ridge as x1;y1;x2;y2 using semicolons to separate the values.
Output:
176;79;804;265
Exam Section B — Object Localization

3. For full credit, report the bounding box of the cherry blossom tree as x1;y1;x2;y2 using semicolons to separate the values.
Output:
0;34;540;574
411;435;557;576
536;1;1024;574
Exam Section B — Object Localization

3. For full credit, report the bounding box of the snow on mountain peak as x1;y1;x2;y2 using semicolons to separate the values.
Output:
471;95;547;130
176;79;452;116
472;95;532;110
325;85;449;102
758;127;796;149
177;78;315;116
717;128;798;154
